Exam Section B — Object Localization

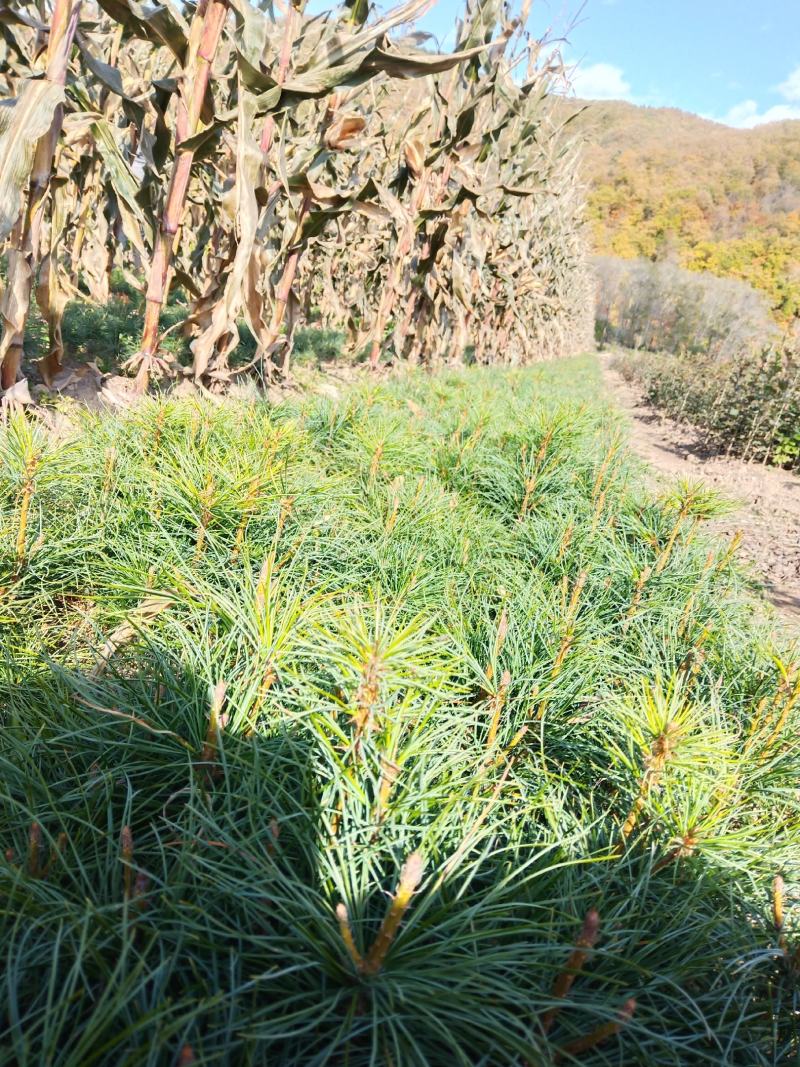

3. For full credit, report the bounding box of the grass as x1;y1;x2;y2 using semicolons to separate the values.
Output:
1;356;798;1065
15;271;346;378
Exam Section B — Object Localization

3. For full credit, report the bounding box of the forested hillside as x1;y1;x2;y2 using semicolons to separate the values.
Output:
568;99;800;322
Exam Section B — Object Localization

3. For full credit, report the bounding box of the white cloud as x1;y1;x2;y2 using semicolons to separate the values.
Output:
722;98;800;128
570;61;632;101
718;63;800;127
777;65;800;102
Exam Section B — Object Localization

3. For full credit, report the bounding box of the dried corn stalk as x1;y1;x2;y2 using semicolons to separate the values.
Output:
0;0;591;393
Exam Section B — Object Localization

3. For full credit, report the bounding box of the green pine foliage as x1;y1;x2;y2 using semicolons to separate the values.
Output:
1;358;798;1065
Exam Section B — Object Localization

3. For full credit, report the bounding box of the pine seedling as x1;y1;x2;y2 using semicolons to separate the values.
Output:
518;427;554;520
120;825;134;900
199;680;228;777
760;667;800;759
541;909;600;1034
26;821;42;879
557;999;637;1059
486;669;511;750
654;480;730;576
774;874;787;954
336;902;364;970
537;570;587;719
15;451;38;568
614;680;701;848
335;852;424;976
365;852;424;975
231;474;264;561
556;521;574;562
194;475;216;560
624;564;652;628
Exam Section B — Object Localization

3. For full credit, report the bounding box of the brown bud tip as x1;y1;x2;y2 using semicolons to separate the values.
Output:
178;1045;195;1066
4;849;14;863
121;825;133;856
618;998;637;1024
581;908;600;946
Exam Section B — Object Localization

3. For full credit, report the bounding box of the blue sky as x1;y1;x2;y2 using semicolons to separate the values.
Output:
416;0;800;127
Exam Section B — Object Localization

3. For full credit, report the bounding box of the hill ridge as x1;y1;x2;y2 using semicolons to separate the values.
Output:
567;96;800;134
561;97;800;320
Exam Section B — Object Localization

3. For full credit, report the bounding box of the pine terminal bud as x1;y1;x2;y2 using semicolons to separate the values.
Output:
774;874;785;937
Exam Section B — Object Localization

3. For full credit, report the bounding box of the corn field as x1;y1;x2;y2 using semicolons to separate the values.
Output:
0;0;592;394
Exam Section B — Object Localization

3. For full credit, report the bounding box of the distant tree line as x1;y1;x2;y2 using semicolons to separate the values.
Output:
593;255;778;360
567;99;800;322
599;255;800;468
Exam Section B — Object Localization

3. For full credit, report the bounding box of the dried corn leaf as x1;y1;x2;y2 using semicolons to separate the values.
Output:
91;595;174;676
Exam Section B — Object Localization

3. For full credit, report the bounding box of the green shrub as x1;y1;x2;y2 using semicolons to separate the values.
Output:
618;345;800;468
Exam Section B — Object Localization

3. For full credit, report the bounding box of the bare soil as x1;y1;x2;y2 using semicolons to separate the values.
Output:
599;355;800;634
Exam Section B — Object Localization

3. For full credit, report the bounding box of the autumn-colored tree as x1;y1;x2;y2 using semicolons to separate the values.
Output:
563;98;800;325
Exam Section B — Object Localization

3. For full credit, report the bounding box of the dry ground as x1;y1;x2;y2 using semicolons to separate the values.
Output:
599;355;800;633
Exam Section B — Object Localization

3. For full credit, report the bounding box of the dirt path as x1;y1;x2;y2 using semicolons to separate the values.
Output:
598;355;800;633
